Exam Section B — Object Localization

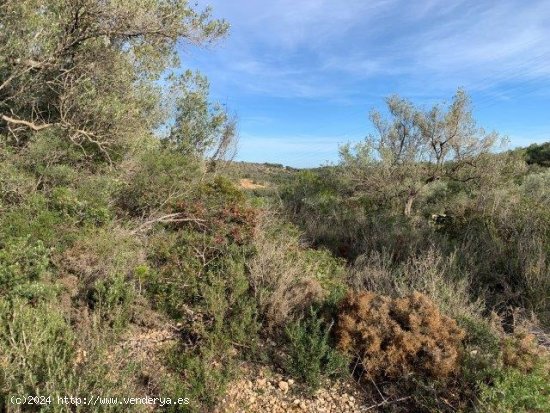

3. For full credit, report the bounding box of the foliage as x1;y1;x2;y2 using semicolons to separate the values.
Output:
525;142;550;167
2;3;550;409
117;148;201;218
340;89;501;216
0;0;228;162
166;71;237;161
249;214;347;329
478;364;550;413
284;308;349;390
0;236;50;299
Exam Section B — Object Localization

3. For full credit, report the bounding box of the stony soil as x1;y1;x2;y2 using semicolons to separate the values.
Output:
215;365;367;413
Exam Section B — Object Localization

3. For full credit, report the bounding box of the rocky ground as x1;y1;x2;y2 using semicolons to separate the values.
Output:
215;365;368;413
119;327;369;412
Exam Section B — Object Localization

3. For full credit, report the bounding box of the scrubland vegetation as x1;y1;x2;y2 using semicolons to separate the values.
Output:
1;1;549;412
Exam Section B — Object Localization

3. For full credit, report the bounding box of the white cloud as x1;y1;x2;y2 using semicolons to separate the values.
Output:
196;0;550;99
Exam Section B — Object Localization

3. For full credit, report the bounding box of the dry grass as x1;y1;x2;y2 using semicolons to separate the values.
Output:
348;248;483;320
248;214;331;329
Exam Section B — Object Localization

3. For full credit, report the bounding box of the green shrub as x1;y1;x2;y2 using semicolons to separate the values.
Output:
458;315;504;405
0;236;51;299
92;273;134;330
479;365;550;413
58;227;142;328
49;182;113;227
0;299;77;405
525;142;550;167
117;149;201;217
0;193;71;248
0;160;36;206
284;308;349;390
164;344;234;412
0;298;146;413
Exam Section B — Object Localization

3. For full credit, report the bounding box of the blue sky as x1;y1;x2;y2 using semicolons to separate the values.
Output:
183;0;550;167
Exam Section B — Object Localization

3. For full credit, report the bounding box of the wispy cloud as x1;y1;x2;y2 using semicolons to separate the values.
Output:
187;0;550;165
196;0;550;99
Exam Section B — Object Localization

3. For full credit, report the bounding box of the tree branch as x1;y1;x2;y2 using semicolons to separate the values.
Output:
131;213;207;234
1;114;55;131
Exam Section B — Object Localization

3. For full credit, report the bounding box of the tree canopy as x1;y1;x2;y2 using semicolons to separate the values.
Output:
340;89;501;216
0;0;229;163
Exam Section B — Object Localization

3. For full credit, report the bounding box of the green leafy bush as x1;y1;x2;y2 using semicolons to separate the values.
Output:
284;308;349;390
0;236;51;299
0;299;77;405
479;365;550;413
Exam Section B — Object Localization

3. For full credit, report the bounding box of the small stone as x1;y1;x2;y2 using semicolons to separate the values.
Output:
278;380;289;393
288;379;295;386
299;401;307;410
293;399;301;405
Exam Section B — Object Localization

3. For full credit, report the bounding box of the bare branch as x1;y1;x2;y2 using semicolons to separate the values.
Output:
1;114;55;131
130;213;207;235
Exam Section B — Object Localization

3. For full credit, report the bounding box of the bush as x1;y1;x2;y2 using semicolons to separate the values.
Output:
525;142;550;167
164;344;235;412
0;299;77;408
0;159;36;207
349;249;483;321
249;215;347;330
0;236;52;300
284;307;349;390
57;227;143;327
336;291;465;380
117;149;201;218
479;365;550;413
0;299;146;413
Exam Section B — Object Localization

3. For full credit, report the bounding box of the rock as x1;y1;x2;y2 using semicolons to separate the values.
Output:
278;380;289;393
288;379;295;386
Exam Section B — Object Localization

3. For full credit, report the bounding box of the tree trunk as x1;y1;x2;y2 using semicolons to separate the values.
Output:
404;193;416;217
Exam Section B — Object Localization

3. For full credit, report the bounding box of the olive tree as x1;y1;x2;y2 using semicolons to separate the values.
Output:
166;70;238;163
0;0;228;163
340;89;500;216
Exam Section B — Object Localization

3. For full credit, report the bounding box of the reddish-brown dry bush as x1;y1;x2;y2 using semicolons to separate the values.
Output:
336;291;465;380
502;331;541;373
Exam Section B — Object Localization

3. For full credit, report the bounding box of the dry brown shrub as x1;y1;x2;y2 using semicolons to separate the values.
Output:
336;291;465;380
502;331;541;373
